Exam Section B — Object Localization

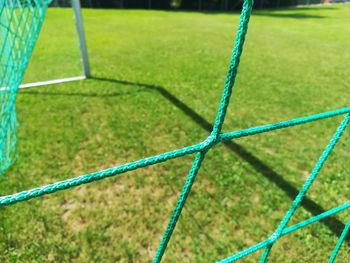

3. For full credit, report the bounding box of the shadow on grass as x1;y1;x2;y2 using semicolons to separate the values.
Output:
252;11;325;19
21;76;349;244
160;5;338;19
19;88;148;98
171;10;325;19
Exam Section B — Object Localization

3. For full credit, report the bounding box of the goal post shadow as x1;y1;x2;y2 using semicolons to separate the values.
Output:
21;75;350;246
3;0;349;261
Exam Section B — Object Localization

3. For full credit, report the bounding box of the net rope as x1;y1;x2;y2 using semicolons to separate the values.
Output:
0;0;349;262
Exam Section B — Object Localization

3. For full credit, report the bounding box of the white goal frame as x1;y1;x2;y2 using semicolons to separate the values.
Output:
19;0;90;89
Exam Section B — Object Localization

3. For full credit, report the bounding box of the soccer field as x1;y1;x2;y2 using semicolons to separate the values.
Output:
1;4;350;262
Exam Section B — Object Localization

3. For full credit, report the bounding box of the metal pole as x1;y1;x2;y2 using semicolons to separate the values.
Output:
72;0;91;78
0;76;87;91
18;76;86;89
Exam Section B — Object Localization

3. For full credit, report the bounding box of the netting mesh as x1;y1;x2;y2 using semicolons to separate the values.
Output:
0;0;52;172
0;0;349;262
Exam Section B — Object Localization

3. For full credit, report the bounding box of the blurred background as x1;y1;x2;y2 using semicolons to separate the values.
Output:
51;0;350;10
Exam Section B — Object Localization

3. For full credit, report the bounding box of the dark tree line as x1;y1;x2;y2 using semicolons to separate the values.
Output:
51;0;324;10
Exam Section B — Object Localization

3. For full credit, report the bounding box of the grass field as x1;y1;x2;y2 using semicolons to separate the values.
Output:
1;3;350;262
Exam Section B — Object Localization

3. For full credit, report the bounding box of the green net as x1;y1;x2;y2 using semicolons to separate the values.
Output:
0;0;349;262
0;0;52;172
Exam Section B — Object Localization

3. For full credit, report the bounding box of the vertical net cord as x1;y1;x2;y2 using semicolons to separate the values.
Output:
152;151;206;263
153;1;254;262
210;0;253;139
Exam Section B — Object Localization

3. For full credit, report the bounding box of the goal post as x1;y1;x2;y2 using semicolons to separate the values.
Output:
19;0;90;89
72;0;90;78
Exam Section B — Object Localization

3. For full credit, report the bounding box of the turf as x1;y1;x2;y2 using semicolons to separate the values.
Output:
1;3;350;262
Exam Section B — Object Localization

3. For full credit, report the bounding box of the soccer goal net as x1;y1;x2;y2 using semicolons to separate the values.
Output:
0;0;53;172
0;1;349;262
0;0;89;172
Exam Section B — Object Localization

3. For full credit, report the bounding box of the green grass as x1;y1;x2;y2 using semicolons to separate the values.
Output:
1;4;350;262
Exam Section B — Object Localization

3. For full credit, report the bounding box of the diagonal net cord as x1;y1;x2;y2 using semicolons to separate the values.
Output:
1;0;350;262
218;114;350;263
328;218;350;263
258;114;350;262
